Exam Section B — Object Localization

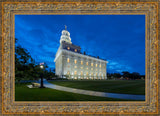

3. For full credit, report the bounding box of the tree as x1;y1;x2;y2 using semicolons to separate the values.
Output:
131;72;140;79
113;73;121;78
15;38;58;83
52;68;55;73
15;39;37;82
122;71;130;78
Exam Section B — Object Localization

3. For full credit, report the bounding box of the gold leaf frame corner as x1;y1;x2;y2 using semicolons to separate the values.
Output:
0;1;159;115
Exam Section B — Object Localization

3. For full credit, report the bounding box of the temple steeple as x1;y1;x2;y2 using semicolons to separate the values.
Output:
60;25;72;44
65;25;67;30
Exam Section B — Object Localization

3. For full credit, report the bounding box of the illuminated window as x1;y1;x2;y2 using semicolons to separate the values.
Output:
91;63;93;66
96;64;97;67
67;47;70;50
74;71;77;75
74;59;77;64
99;64;101;68
81;67;83;69
86;67;88;70
86;62;88;65
81;71;83;75
86;72;88;75
74;66;77;68
67;71;70;75
81;61;83;65
67;58;70;63
91;68;93;70
86;72;88;79
75;49;77;52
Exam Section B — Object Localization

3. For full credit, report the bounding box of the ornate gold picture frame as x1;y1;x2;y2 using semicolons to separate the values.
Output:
0;1;159;115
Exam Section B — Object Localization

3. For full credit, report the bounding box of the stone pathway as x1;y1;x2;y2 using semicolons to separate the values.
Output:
42;81;145;100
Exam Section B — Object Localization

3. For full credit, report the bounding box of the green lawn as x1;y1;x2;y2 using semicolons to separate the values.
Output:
15;83;138;101
49;80;145;95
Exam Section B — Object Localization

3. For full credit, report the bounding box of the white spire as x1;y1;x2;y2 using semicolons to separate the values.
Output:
60;25;72;44
65;25;67;30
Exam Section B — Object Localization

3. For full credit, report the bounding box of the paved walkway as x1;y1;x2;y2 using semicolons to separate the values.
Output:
42;81;145;100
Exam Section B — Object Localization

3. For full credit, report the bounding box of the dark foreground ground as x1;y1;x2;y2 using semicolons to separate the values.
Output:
15;80;145;101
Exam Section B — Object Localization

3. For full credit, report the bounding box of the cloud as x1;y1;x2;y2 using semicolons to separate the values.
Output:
15;15;145;74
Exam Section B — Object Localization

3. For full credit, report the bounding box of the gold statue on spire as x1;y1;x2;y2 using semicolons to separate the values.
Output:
65;25;67;30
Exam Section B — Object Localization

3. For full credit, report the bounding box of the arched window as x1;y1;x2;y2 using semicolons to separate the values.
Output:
67;71;70;75
86;72;88;76
86;62;88;65
81;61;83;65
67;58;70;63
67;47;70;50
81;71;83;75
74;71;77;75
96;73;98;79
86;72;89;79
74;59;77;64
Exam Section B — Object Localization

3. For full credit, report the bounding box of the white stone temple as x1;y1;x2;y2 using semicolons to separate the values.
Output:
54;26;108;80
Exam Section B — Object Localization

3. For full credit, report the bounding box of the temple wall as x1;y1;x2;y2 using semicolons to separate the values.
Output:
61;51;107;80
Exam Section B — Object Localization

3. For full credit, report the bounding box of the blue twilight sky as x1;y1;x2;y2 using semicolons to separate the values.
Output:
15;15;145;75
